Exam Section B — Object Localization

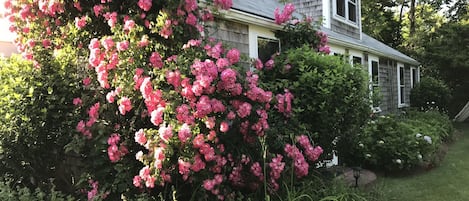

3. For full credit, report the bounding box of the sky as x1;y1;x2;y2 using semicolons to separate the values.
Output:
0;0;16;42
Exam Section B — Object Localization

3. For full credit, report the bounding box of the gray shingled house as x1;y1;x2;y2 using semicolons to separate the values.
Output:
207;0;420;115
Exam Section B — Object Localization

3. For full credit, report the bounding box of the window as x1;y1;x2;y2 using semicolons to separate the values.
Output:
397;65;405;106
336;0;345;17
371;61;379;88
334;53;346;62
248;25;280;65
257;37;280;63
352;56;362;67
369;60;379;108
348;0;357;22
410;67;419;88
334;0;358;24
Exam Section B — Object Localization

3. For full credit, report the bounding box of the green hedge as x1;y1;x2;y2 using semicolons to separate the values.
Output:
410;77;451;113
0;54;82;192
348;111;453;171
0;180;74;201
260;46;371;160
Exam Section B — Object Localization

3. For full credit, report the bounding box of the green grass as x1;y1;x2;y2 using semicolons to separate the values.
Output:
375;123;469;201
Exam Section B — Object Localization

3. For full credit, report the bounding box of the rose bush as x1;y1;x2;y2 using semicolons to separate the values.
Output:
6;1;325;200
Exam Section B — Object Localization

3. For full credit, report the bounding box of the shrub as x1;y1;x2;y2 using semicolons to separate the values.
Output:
0;55;82;192
410;77;451;113
275;18;330;53
349;111;453;171
269;174;381;201
8;1;327;200
404;110;454;142
260;45;371;161
0;180;74;201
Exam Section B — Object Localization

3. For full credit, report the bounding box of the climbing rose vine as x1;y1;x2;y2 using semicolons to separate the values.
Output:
6;0;323;200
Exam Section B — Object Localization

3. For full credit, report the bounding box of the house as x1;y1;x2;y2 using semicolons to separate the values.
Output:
0;40;16;57
207;0;420;114
0;12;17;57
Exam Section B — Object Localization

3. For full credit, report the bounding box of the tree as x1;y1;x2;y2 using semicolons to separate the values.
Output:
401;3;446;57
447;0;469;22
361;0;403;48
422;22;469;115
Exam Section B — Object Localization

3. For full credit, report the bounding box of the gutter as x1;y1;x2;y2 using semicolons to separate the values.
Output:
218;5;420;66
218;8;283;30
327;36;420;66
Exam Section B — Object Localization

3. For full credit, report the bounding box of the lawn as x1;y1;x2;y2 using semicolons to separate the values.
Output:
376;123;469;201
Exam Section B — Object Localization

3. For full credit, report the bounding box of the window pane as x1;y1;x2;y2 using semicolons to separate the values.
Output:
400;87;405;103
257;37;279;63
412;68;418;86
399;67;404;85
353;56;362;66
334;53;345;62
348;2;357;22
372;61;379;85
336;0;345;17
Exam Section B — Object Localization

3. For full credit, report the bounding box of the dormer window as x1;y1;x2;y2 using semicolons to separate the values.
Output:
334;0;358;25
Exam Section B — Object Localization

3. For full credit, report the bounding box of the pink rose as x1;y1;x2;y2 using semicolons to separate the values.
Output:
138;0;152;11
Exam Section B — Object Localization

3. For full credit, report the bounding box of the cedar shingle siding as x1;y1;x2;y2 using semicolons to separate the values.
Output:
293;0;323;22
330;19;360;39
207;20;250;56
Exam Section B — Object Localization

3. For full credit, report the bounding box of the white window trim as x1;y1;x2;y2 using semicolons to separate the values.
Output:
332;0;360;28
248;25;278;59
322;0;332;28
410;66;420;88
328;45;346;56
348;49;362;67
397;63;407;108
369;58;379;89
369;55;380;112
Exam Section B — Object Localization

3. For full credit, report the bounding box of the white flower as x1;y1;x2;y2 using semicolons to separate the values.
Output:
378;140;385;144
395;159;402;164
365;154;371;158
359;143;364;148
416;133;422;138
417;154;423;159
135;151;144;162
424;136;432;144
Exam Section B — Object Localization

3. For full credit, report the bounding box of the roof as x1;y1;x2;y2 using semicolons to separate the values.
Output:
321;28;420;65
229;0;419;66
231;0;283;20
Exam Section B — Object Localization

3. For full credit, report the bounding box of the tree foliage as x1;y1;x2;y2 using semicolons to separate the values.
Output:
362;0;469;115
0;53;82;192
361;0;402;48
421;22;469;115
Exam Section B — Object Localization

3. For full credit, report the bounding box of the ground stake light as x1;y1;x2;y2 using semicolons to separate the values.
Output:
352;166;361;188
